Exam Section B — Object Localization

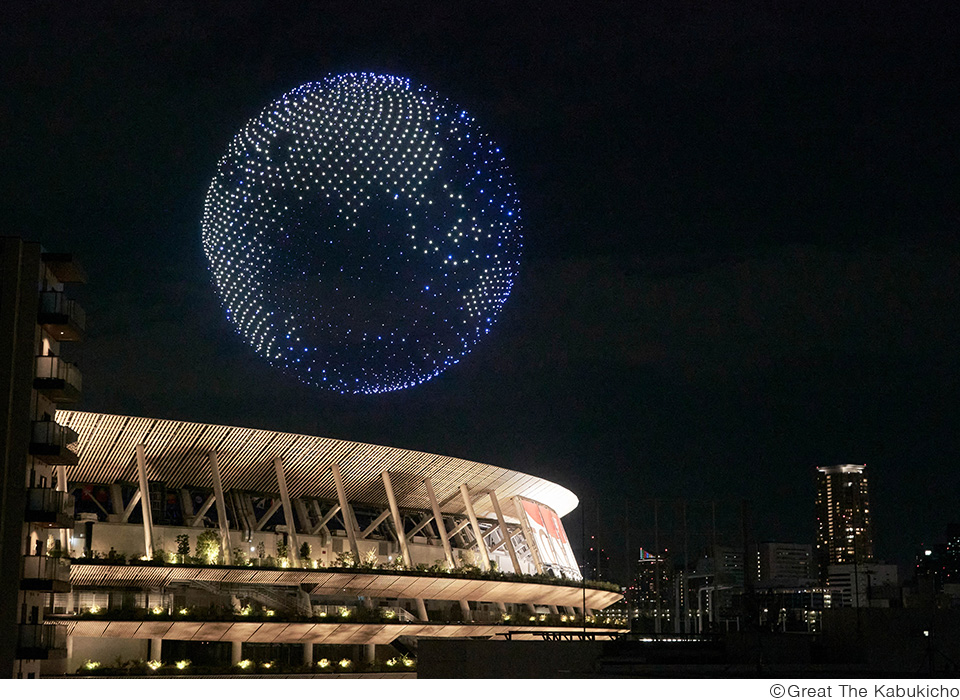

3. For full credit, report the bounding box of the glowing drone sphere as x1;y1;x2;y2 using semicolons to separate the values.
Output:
202;73;522;394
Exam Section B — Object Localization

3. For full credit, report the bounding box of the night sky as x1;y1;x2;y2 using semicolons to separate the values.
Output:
4;2;959;581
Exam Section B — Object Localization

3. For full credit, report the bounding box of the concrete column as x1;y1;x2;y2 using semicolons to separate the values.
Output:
363;597;376;664
511;496;544;574
415;598;428;622
380;470;411;566
488;490;522;574
150;638;162;662
459;484;490;571
497;602;507;614
208;452;232;565
134;444;155;559
330;463;360;560
459;599;473;622
549;605;559;615
273;457;301;567
424;477;455;568
302;642;313;667
231;641;242;665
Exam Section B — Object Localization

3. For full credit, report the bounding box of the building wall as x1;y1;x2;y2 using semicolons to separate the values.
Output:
826;563;898;608
0;239;43;677
757;542;815;587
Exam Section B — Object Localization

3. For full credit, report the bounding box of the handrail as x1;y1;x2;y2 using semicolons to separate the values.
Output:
22;555;70;581
26;487;66;513
35;356;83;392
31;421;80;448
38;291;86;330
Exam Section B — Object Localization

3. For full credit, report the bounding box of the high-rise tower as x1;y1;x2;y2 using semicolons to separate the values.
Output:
0;237;85;677
815;464;873;579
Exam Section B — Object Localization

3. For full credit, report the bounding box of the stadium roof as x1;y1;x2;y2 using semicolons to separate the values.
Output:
56;411;579;521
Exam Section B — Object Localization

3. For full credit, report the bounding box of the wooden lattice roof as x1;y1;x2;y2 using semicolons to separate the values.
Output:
56;411;579;521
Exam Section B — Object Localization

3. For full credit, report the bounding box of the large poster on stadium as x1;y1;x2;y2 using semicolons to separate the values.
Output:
516;497;581;581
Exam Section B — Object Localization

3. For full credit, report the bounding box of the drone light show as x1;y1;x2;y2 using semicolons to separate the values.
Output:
202;73;522;394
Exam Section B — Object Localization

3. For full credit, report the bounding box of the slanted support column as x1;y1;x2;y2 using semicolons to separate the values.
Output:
488;490;522;574
381;470;411;566
330;463;360;560
208;452;232;565
424;477;455;568
134;444;155;559
415;598;429;622
274;457;301;567
459;599;473;622
459;484;490;571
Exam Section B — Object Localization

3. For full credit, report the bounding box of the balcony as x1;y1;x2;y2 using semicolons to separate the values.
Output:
29;421;80;466
33;355;82;403
41;252;87;284
16;623;67;660
38;291;85;342
21;555;71;592
24;487;73;528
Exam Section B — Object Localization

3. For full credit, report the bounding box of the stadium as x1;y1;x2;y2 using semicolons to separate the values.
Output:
37;410;622;674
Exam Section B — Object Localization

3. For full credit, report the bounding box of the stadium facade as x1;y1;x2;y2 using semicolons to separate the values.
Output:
51;412;622;674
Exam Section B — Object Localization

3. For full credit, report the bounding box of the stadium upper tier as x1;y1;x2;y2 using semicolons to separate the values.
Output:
55;410;578;525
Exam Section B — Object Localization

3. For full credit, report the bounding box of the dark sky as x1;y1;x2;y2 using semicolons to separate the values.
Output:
4;2;959;580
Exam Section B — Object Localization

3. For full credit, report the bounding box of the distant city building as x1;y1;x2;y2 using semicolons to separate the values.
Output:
752;587;838;633
910;523;960;607
757;542;815;588
826;563;898;608
688;545;744;632
625;547;672;631
815;464;874;578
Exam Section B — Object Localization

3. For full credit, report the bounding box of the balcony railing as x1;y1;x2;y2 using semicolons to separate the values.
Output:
26;486;64;513
34;355;83;402
29;421;80;465
21;555;71;591
38;291;85;341
17;623;67;659
25;488;72;528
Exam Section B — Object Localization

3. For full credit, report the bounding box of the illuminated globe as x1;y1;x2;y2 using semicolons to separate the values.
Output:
202;73;522;394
